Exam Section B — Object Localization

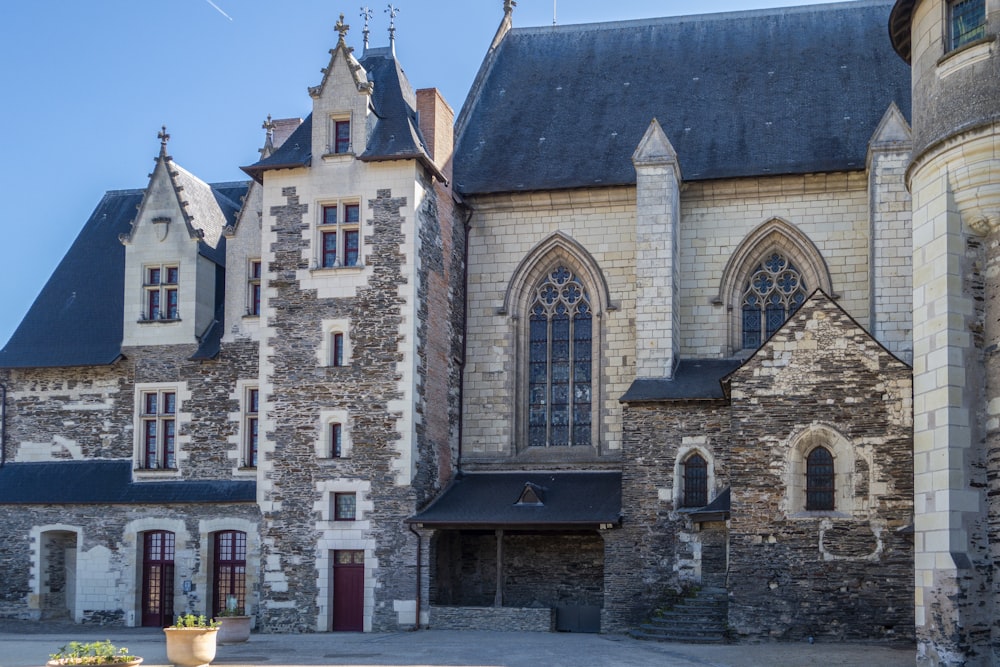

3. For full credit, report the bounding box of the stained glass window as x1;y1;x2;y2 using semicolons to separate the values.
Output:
528;266;592;447
950;0;986;51
741;253;806;349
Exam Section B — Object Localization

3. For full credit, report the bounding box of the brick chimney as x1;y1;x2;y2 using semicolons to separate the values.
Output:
416;88;454;180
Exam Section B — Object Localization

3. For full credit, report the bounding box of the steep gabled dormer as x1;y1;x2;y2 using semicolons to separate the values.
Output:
120;128;239;348
309;15;373;163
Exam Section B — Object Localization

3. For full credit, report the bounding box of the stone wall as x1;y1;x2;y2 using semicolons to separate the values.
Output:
0;503;259;624
605;401;731;631
430;605;552;632
726;294;913;641
432;530;603;609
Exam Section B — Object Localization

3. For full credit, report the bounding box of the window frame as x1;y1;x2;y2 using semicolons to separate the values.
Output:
805;446;836;511
331;117;352;155
243;387;259;469
681;453;709;508
949;0;986;52
142;264;180;321
247;259;262;317
139;388;177;470
317;201;362;269
333;492;357;521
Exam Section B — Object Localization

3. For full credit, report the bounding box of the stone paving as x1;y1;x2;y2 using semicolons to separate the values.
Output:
0;619;916;667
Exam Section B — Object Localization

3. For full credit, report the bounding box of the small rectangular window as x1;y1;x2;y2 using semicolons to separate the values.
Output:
950;0;986;51
331;423;343;458
334;120;351;154
334;492;356;520
245;387;259;468
331;333;344;367
248;260;262;316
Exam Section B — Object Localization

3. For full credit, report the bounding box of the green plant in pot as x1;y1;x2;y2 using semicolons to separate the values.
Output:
47;640;142;667
163;614;220;667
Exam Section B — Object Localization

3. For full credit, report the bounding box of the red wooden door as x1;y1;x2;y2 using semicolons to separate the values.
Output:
141;531;175;627
332;550;364;631
213;531;247;616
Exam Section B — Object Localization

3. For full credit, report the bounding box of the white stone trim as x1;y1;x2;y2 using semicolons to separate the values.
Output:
317;318;352;367
317;409;352;459
131;381;190;479
670;437;718;510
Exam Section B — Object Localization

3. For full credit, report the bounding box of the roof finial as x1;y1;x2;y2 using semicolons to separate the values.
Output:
157;125;170;152
385;4;399;51
260;114;276;158
504;0;516;18
360;6;373;52
335;13;350;45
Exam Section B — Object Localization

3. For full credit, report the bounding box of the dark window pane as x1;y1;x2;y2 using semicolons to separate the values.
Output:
344;230;359;266
335;121;351;153
344;204;360;223
806;447;835;510
683;454;708;507
322;231;337;267
323;206;338;225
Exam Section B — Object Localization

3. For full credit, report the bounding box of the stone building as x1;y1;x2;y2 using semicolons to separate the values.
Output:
0;0;998;664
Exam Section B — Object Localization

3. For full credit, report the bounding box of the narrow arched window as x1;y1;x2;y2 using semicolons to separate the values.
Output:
528;266;592;447
682;453;708;507
741;253;807;349
806;447;835;510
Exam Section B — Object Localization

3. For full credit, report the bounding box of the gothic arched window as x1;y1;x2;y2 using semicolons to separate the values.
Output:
682;453;708;508
806;446;835;511
528;266;592;447
741;252;807;349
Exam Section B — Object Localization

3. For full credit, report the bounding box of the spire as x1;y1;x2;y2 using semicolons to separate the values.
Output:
259;114;276;159
334;13;350;46
157;125;170;155
360;6;373;53
386;3;399;53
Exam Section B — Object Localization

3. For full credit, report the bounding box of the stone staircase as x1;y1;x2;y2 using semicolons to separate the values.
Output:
630;586;729;644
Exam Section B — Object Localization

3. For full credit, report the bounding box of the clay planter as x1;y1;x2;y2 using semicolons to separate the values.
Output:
214;615;251;644
163;627;218;667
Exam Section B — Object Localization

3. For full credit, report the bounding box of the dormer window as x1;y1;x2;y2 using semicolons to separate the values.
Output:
950;0;986;51
144;265;179;321
319;202;361;268
334;119;351;154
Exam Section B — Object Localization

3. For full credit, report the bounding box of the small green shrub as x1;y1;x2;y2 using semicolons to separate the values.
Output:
49;640;136;665
173;613;220;629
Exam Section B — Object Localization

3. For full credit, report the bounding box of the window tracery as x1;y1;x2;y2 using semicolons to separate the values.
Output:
741;252;807;349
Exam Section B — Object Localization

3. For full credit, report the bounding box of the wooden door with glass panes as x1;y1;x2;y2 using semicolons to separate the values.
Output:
332;550;364;631
141;531;175;627
213;530;247;616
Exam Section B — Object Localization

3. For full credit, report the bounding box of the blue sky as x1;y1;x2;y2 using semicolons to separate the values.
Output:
0;0;837;346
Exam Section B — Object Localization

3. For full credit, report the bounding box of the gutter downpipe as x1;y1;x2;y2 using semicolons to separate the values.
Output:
408;522;422;630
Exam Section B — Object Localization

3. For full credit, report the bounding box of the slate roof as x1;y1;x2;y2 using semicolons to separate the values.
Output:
685;487;731;522
454;0;911;195
0;182;249;369
620;359;742;402
0;461;255;504
243;48;442;182
408;471;622;529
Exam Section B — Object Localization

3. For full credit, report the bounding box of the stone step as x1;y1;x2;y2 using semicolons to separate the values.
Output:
630;629;727;644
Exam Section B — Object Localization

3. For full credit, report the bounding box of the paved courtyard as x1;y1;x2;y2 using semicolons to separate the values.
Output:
0;620;916;667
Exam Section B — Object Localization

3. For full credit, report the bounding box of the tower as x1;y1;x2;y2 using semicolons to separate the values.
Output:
889;1;1000;663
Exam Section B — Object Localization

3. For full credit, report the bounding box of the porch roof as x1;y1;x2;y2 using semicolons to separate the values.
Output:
408;471;622;530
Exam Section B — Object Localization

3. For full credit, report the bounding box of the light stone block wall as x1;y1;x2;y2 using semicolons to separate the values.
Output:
223;180;262;345
463;188;637;456
680;173;872;357
464;173;877;456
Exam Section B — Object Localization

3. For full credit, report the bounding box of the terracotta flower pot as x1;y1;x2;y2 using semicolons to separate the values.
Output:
163;627;218;667
214;615;251;644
